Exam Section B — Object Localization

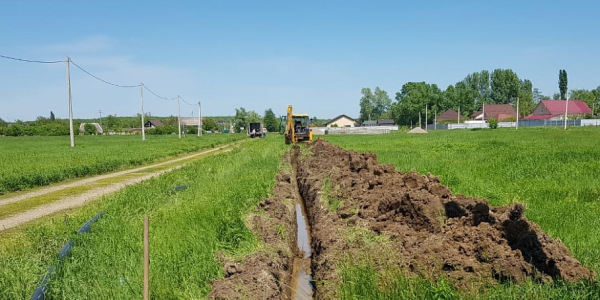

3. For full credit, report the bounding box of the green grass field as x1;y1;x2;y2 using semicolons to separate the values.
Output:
0;136;285;299
1;127;599;299
0;134;245;195
324;126;600;299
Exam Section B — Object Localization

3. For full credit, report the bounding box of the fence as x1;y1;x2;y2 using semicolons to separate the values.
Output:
313;126;398;135
427;119;600;130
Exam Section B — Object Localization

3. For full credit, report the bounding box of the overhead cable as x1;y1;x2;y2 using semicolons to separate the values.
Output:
0;54;63;64
179;96;195;106
142;84;175;101
70;59;140;88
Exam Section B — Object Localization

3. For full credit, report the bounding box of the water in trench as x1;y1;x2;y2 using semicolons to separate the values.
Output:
291;201;314;299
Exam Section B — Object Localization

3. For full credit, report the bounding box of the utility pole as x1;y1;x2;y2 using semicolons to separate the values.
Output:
564;89;569;130
425;105;428;131
458;106;460;125
141;83;146;141
516;97;519;130
177;95;181;139
98;110;103;126
482;102;485;122
66;57;75;147
198;101;202;137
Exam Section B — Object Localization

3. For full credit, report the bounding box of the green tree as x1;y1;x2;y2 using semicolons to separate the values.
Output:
517;80;535;117
263;108;278;132
50;111;55;121
491;69;520;104
533;88;547;103
105;114;118;130
359;88;374;122
390;82;442;126
84;123;96;135
202;118;218;132
559;69;568;99
359;87;391;122
234;107;247;133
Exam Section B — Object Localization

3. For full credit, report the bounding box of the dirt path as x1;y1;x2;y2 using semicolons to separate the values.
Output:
0;144;235;231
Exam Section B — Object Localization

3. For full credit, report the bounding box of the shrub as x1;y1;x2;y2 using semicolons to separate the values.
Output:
488;118;498;129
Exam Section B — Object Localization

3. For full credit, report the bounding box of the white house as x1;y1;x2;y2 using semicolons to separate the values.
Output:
324;115;356;127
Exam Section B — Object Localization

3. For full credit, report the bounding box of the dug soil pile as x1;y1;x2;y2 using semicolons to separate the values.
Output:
209;140;595;299
298;140;595;298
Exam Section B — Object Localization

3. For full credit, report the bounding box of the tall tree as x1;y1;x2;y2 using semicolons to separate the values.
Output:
517;80;535;117
532;88;546;103
559;69;568;99
263;108;278;132
359;87;391;122
234;107;248;133
390;82;442;126
359;88;374;122
490;69;520;104
50;111;55;121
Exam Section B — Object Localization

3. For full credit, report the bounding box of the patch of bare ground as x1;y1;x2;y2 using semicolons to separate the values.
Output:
296;139;595;299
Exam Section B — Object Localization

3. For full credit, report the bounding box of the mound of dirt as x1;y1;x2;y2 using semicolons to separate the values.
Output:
408;127;428;134
297;139;595;298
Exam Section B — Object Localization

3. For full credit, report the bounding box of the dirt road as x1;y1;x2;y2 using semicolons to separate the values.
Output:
0;144;234;232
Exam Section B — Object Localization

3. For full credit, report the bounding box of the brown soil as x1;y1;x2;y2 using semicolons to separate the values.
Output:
208;139;595;299
297;139;595;298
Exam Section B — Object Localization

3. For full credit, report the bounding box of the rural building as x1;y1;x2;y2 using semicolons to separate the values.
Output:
377;119;395;126
522;100;592;120
361;120;377;126
471;104;516;121
144;120;164;128
437;109;461;122
180;117;200;126
325;115;356;127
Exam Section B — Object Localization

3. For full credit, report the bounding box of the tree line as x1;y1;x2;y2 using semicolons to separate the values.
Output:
359;69;600;126
0;112;223;137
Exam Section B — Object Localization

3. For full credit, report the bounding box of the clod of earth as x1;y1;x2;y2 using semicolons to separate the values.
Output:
209;140;595;299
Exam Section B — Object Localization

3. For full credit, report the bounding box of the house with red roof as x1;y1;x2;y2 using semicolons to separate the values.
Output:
437;109;461;122
470;104;516;121
522;100;592;120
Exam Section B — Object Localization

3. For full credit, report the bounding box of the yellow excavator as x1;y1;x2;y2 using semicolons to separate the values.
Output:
284;105;312;144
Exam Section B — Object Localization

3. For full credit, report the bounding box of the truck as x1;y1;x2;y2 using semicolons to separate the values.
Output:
247;122;265;138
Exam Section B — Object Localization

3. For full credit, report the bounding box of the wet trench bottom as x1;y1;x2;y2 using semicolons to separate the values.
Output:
290;149;314;300
291;202;313;299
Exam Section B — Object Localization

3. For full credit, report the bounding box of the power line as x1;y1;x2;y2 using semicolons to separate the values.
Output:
0;54;63;64
70;59;140;88
179;96;194;106
142;84;175;101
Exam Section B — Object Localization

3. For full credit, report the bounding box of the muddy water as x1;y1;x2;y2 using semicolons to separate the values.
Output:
290;201;314;299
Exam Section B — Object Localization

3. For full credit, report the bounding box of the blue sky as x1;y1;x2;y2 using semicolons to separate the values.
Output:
1;0;599;122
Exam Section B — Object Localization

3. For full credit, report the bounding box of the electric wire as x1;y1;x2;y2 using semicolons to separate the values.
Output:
142;84;176;101
2;53;196;110
179;96;195;106
0;54;63;64
69;59;140;88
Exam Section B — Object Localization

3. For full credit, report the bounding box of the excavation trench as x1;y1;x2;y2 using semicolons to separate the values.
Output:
290;146;314;299
210;140;595;300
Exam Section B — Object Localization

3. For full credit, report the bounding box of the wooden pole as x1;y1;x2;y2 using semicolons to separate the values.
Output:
66;57;75;147
144;216;149;300
141;84;146;141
